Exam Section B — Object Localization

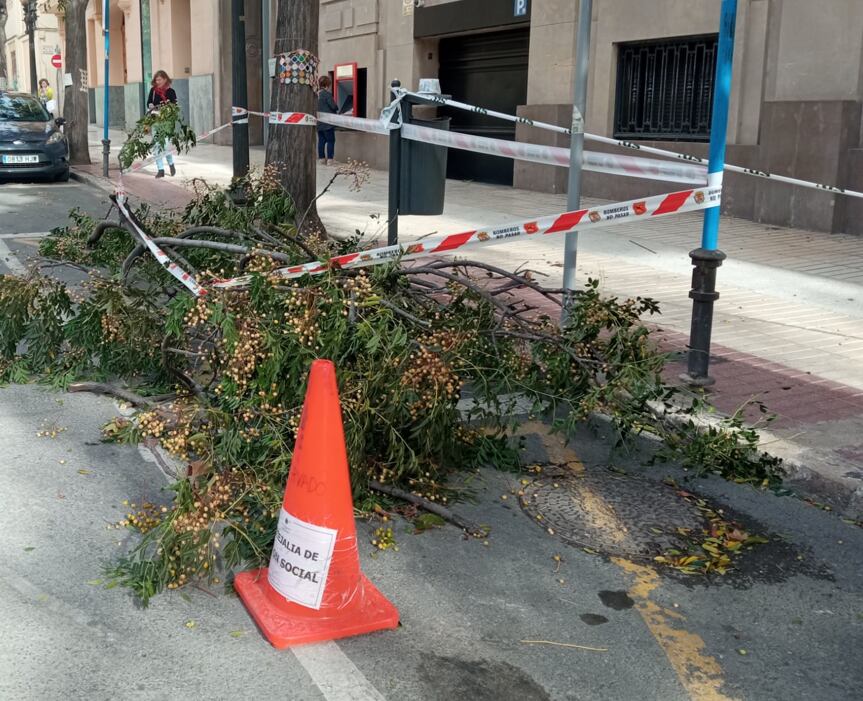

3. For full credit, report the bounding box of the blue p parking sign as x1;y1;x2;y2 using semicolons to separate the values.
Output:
514;0;528;17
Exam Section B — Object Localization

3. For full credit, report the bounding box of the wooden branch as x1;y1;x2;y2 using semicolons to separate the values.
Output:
68;382;156;408
150;238;293;263
376;298;432;328
424;259;564;308
271;225;319;261
368;480;488;538
295;172;340;236
161;335;206;399
86;220;129;248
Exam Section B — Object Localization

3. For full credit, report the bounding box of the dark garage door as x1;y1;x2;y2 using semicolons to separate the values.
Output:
438;28;530;186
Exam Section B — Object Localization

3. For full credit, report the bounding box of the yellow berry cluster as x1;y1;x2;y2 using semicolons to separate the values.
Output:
280;286;320;347
371;526;396;550
112;500;167;534
342;270;374;302
36;422;67;439
408;472;449;504
401;345;462;418
183;296;212;327
422;328;470;353
224;322;267;392
100;313;125;344
138;410;168;438
172;477;236;534
164;536;215;590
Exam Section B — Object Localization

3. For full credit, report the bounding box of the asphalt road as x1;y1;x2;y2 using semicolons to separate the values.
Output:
0;382;860;701
0;178;112;275
0;179;861;700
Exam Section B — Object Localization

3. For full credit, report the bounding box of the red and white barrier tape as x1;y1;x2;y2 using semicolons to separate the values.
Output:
400;89;863;201
402;123;707;185
231;106;318;126
317;112;393;135
212;187;721;289
114;197;207;297
231;107;705;184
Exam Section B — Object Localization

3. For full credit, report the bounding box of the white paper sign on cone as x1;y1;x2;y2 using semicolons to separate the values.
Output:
268;509;337;610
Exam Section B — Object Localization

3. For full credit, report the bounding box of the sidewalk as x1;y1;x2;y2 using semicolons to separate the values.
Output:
77;126;863;517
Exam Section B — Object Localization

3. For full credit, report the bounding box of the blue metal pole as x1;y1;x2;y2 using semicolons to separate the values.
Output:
700;0;737;251
684;0;737;385
102;0;111;177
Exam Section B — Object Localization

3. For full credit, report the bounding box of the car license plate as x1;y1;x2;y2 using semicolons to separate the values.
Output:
2;154;40;164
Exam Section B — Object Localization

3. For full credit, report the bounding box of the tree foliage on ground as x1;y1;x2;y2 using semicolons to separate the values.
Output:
0;171;784;603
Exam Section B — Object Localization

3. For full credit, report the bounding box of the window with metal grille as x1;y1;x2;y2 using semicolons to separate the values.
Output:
614;35;718;142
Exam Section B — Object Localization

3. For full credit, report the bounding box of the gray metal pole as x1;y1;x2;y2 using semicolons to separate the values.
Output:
561;0;593;324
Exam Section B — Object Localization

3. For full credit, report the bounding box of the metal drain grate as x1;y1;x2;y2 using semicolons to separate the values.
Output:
519;468;709;560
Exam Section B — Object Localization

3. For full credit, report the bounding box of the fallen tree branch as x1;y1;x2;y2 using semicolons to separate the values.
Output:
428;260;563;308
369;480;488;537
271;225;320;262
150;238;293;262
68;382;156;408
87;220;129;248
161;335;207;400
376;298;432;328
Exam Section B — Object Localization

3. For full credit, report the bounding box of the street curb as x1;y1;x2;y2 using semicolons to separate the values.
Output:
632;401;863;520
462;387;863;520
70;168;116;196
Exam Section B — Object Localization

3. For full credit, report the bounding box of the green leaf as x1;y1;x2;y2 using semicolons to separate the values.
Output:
414;513;446;532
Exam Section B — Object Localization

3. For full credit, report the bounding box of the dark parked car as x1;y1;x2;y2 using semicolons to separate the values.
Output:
0;91;70;181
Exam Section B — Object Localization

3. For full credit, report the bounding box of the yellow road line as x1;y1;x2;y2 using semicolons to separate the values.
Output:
614;558;738;701
518;422;738;699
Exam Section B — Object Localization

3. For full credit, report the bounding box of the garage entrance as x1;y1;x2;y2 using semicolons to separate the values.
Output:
437;28;530;186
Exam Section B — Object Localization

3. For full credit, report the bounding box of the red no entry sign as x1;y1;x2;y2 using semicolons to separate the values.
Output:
51;54;62;69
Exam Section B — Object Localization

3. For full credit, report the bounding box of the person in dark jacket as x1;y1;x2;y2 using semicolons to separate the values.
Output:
146;70;178;178
317;76;338;166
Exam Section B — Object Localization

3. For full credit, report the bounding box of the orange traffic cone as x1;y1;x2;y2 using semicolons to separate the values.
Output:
234;359;399;648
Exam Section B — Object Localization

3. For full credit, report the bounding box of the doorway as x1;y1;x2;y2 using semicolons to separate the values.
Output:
437;28;530;186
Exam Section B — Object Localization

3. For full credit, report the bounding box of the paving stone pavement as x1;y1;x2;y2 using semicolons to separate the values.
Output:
78;128;863;515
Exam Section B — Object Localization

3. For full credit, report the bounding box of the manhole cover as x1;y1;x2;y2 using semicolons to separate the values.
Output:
519;468;710;560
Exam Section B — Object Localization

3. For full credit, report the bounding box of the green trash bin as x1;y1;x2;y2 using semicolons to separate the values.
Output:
399;116;450;216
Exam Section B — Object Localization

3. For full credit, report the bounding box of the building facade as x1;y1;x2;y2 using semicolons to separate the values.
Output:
318;0;863;235
2;2;62;98
14;1;861;234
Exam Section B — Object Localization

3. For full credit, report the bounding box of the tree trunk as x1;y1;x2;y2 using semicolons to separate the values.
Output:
265;0;322;237
0;1;8;89
63;0;91;165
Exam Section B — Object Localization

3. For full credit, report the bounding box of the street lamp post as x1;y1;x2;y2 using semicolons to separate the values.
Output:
23;0;38;95
683;0;738;385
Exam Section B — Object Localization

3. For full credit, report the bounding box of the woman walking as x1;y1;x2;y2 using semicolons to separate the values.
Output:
146;70;178;178
317;75;338;166
38;79;56;118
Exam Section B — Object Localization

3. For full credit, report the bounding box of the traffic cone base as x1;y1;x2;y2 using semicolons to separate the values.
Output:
235;568;399;648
